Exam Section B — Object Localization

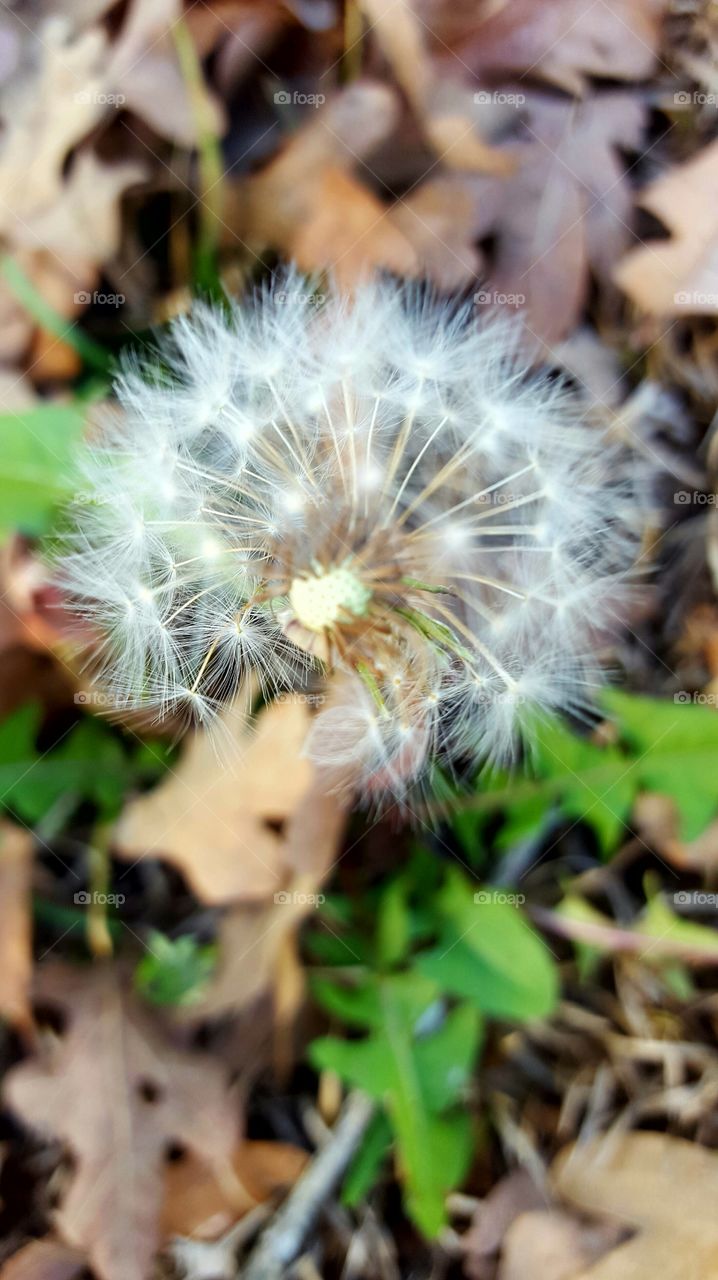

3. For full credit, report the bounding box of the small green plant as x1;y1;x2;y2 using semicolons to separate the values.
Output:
454;689;718;857
0;403;88;538
0;703;169;825
308;851;557;1236
135;931;217;1006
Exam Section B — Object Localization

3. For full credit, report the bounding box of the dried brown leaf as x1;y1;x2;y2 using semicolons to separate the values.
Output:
0;539;75;719
194;892;306;1023
293;166;418;285
0;23;107;208
634;791;718;873
0;1240;87;1280
386;175;483;290
4;965;240;1280
236;81;401;273
418;0;668;94
1;2;223;159
161;1139;308;1240
107;0;226;147
115;697;345;905
462;1169;547;1279
551;1132;718;1279
11;152;145;270
236;75;508;286
471;91;646;342
360;0;513;175
615;139;718;316
423;109;514;175
358;0;430;112
0;822;33;1034
498;1211;585;1280
0;29;145;363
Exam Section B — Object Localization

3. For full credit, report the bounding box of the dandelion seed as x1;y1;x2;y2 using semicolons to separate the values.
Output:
58;271;638;803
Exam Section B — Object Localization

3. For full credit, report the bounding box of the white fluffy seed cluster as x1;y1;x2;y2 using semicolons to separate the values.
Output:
60;274;636;802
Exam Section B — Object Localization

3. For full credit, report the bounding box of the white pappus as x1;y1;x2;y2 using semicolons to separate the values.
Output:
58;273;638;805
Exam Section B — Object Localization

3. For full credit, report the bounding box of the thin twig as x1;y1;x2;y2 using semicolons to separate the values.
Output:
241;1092;375;1280
529;903;718;965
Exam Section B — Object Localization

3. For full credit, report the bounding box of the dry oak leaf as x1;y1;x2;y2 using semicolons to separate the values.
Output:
0;821;33;1034
551;1131;718;1279
417;0;668;95
138;693;351;1022
106;0;226;147
0;22;133;368
359;0;513;176
634;791;718;874
4;964;240;1280
358;0;430;114
0;21;108;211
470;91;646;343
0;4;223;161
386;175;484;290
423;105;514;176
292;166;418;286
235;81;402;268
161;1138;308;1239
3;156;144;379
462;1168;547;1279
675;604;718;683
615;138;718;316
0;538;76;720
114;697;347;906
0;58;144;368
10;152;145;269
236;81;487;288
498;1210;623;1280
0;1240;87;1280
0;19;144;257
497;1212;583;1280
192;879;323;1022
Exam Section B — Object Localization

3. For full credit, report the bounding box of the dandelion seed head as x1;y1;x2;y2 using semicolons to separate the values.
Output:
58;269;640;806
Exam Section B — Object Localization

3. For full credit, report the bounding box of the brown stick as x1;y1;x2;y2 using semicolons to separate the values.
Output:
241;1091;375;1280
